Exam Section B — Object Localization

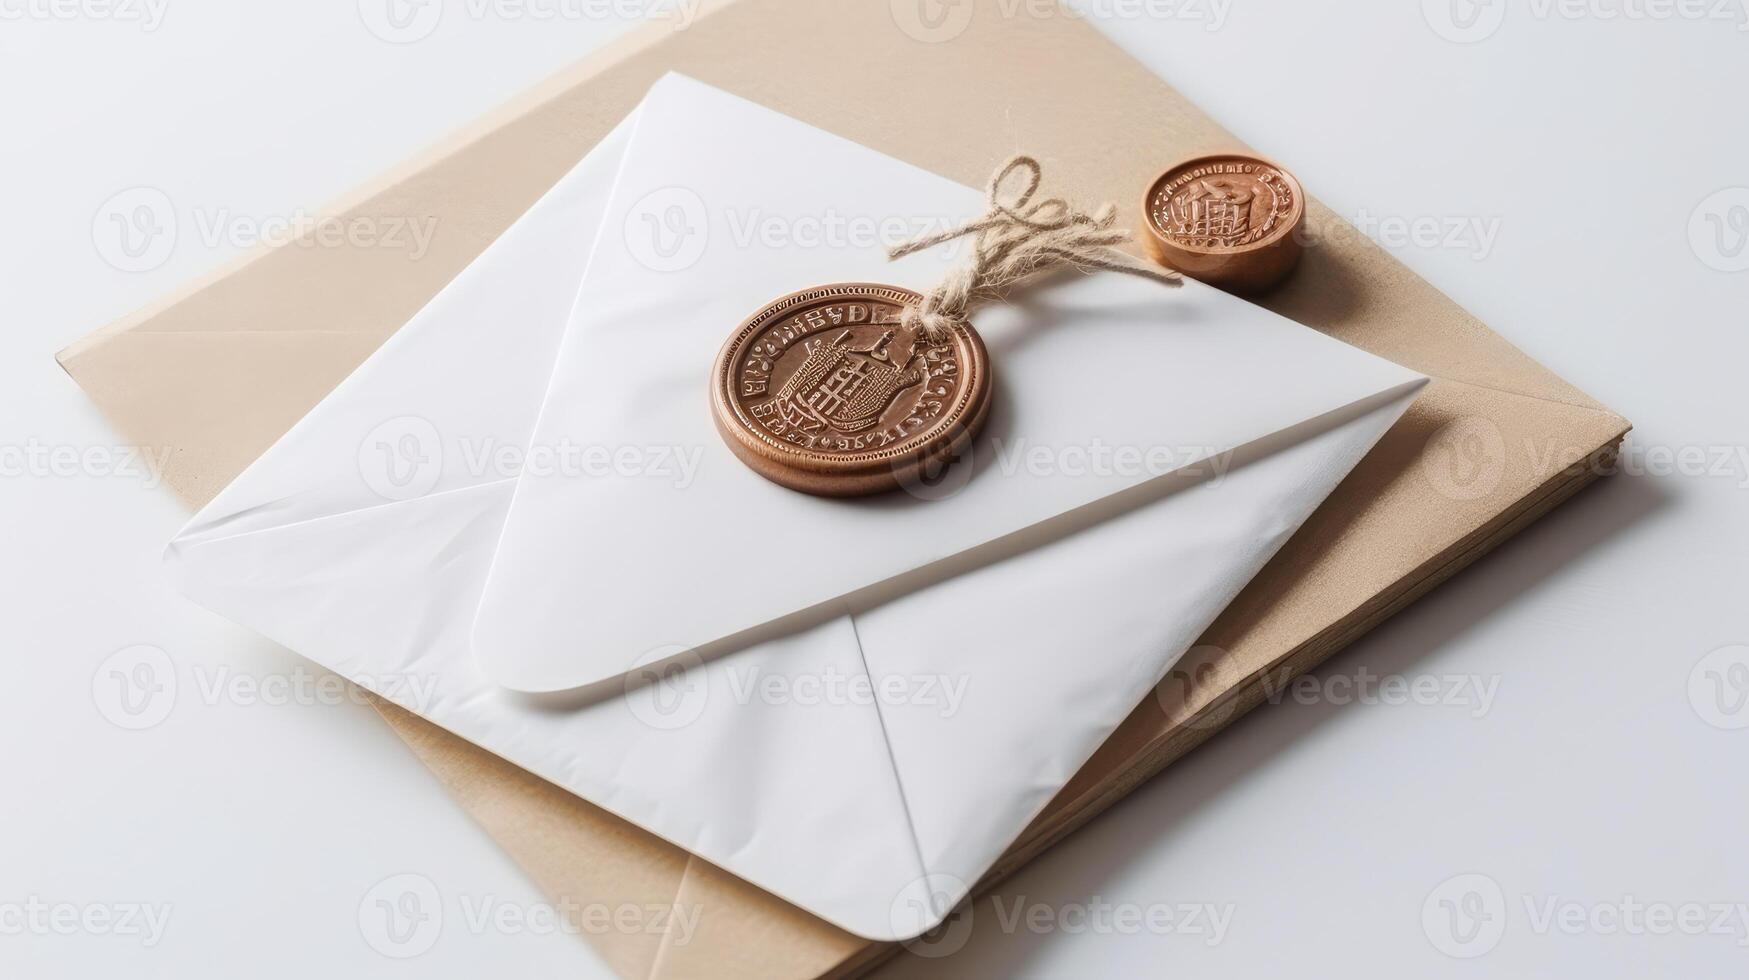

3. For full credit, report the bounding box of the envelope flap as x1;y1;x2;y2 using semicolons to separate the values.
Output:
168;117;637;551
158;104;944;942
469;75;1427;694
859;383;1425;919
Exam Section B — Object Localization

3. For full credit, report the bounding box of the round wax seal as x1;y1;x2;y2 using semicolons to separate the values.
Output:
711;283;992;497
1141;154;1306;293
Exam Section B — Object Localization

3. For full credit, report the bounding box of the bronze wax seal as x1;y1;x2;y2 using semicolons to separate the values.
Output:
1141;154;1306;293
710;156;1179;498
711;282;992;497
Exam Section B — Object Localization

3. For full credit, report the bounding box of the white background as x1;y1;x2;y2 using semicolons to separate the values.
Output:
3;1;1746;976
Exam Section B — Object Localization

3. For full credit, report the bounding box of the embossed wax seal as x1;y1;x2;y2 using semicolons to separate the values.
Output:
1141;154;1306;293
711;283;992;497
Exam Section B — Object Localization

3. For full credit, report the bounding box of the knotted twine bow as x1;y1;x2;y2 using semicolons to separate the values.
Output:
888;155;1183;345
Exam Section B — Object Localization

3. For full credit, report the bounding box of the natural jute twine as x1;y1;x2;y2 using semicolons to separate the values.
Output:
888;155;1182;345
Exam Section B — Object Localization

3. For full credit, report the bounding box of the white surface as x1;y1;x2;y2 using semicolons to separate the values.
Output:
163;72;1421;939
2;3;1744;977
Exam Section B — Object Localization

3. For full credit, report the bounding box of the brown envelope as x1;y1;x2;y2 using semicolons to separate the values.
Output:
58;1;1629;977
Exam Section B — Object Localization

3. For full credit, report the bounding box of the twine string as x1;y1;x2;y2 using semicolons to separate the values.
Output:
888;155;1182;344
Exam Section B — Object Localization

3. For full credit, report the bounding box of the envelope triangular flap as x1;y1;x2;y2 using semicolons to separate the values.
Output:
857;384;1423;900
169;482;935;939
162;115;936;939
470;74;1427;694
170;113;640;554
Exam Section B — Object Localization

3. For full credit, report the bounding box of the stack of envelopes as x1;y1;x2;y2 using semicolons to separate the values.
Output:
60;2;1629;976
164;72;1430;941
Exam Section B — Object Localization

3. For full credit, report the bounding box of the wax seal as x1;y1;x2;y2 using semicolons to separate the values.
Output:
1141;154;1306;293
711;282;992;497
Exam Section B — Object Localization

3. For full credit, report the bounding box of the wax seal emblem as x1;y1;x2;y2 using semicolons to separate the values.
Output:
712;156;1179;497
1141;154;1306;293
711;283;992;497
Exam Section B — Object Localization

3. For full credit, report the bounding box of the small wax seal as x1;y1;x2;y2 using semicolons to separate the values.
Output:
711;282;992;497
1141;154;1306;293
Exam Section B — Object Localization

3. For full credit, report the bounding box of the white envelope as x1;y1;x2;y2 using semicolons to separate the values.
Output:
166;75;1426;941
471;77;1424;694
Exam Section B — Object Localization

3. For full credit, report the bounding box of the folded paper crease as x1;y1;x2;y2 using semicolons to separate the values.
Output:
163;75;1429;939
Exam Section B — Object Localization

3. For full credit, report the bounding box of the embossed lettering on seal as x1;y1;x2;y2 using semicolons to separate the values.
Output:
1140;154;1308;293
712;283;991;496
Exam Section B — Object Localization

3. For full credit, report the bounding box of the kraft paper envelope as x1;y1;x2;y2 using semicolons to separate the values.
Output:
59;1;1629;975
165;74;1425;940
